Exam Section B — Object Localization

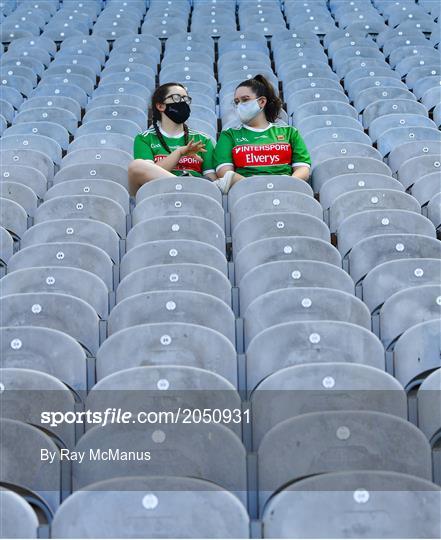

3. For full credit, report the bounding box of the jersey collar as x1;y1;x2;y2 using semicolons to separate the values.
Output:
242;122;273;132
158;123;185;138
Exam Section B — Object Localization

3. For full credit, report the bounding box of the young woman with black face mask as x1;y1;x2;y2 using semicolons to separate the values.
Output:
128;83;216;195
213;74;311;194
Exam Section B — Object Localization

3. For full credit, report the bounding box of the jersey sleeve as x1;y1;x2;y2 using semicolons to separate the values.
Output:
290;128;312;168
133;133;154;161
201;136;215;175
214;130;235;173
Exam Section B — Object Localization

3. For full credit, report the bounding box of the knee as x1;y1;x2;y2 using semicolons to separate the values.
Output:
128;159;149;176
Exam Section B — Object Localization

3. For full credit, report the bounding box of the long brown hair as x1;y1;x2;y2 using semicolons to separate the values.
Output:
236;74;283;123
151;82;190;153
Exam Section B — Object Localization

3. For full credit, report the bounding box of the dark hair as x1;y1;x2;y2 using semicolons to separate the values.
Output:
236;74;283;123
151;82;189;153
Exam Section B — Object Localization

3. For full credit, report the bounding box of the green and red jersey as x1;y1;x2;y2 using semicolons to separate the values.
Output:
133;126;215;177
214;123;311;177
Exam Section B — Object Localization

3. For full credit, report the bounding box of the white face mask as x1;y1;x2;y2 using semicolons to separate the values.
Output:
236;98;263;124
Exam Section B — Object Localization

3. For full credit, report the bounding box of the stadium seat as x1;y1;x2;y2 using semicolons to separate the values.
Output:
0;226;13;266
239;260;353;314
251;363;406;448
108;290;235;345
0;292;100;355
337;210;436;258
0;198;27;239
116;264;231;306
72;422;246;500
398;154;441;190
394;320;441;391
51;477;249;538
0;182;37;217
234;236;340;285
348;234;441;286
412;173;441;208
244;288;370;347
363;258;441;314
262;471;441;539
379;284;441;350
0;418;61;515
418;368;441;445
1;266;109;318
0;489;38;539
428;192;441;231
0;326;87;392
388;140;441;175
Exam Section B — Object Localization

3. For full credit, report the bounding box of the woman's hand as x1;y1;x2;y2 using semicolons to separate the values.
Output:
178;139;206;161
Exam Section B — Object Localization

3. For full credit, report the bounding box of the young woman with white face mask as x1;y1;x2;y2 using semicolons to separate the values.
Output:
213;74;311;193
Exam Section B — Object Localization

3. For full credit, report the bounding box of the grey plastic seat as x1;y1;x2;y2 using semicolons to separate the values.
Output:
32;82;87;109
117;264;231;306
304;127;372;151
0;226;13;266
370;114;437;145
349;234;441;286
76;118;141;138
337;210;436;257
51;476;249;539
428;192;441;230
96;322;237;386
293;101;358;125
347;76;408;102
0;198;27;239
0;419;60;515
230;192;322;230
330;190;420;233
233;213;330;256
135;176;222;205
0;367;76;447
92;82;151;104
108;290;235;344
251;363;406;449
82;105;147;129
258;410;431;510
68;133;133;155
235;236;340;286
262;471;441;539
87;365;240;436
295;115;363;137
380;285;441;350
0;267;109;318
72;422;246;498
7;242;113;292
133;193;224;229
4;121;70;151
0;134;62;164
21;219;120;264
312;158;391;193
244;287;370;347
398;154;441;190
311;142;380;166
0;489;38;539
0;182;38;217
61;148;132;170
44;62;97;84
45;180;129;214
0;292;100;355
412;173;441;207
126;216;225;254
418;368;441;445
0;326;87;392
0;151;53;186
239;261;353;315
388;140;441;176
228;176;313;209
394;319;441;391
434;103;441;128
363;258;441;315
378;127;441;158
35;195;126;238
362;98;428;129
53;163;128;190
86;94;147;114
246;320;384;393
14;107;78;135
121;240;226;279
320;173;405;210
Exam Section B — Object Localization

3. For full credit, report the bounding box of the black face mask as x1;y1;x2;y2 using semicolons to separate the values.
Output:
163;101;191;124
